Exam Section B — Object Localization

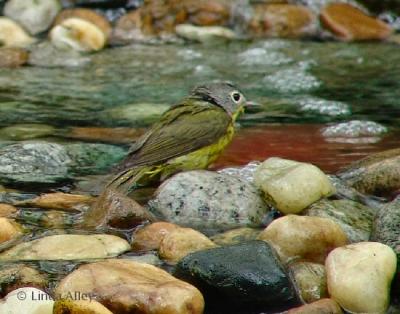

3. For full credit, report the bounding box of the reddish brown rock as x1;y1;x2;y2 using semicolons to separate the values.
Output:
248;4;317;38
131;222;180;251
0;47;28;68
113;9;145;42
285;298;343;314
320;3;392;41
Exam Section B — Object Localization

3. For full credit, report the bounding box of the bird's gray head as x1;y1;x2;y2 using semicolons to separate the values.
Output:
191;82;246;117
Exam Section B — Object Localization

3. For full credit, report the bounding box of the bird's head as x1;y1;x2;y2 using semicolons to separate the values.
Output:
191;82;246;120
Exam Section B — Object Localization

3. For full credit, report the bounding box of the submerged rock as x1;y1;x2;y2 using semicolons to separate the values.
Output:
159;227;217;264
0;234;130;261
0;287;53;314
210;227;260;246
326;242;396;313
321;3;393;41
55;259;204;314
258;215;348;264
0;265;48;297
304;199;376;243
254;157;335;214
0;48;29;68
337;148;400;195
0;17;36;48
174;241;300;312
131;222;179;252
0;124;55;140
149;170;269;230
4;0;61;35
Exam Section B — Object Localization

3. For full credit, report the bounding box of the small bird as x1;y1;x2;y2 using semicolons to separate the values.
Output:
107;82;247;193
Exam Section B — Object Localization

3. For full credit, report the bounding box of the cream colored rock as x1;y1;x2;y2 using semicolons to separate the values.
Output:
175;24;236;42
53;299;112;314
0;234;129;261
4;0;61;35
55;259;204;314
258;215;347;264
254;157;335;214
50;17;106;52
0;17;36;47
0;287;53;314
0;218;22;244
159;227;217;264
131;222;180;251
326;242;396;314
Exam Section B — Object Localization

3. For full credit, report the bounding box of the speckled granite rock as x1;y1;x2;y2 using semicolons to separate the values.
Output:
149;170;269;230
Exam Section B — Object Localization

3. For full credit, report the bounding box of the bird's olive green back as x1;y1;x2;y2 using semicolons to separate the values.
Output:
117;99;232;170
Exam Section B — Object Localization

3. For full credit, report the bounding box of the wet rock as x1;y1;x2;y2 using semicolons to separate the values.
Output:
174;241;300;312
15;192;94;211
123;252;162;266
0;265;48;297
247;4;317;38
0;234;130;261
55;8;112;40
321;3;392;41
159;227;217;264
284;298;343;314
131;221;179;251
4;0;61;35
326;242;396;313
0;48;29;68
55;259;204;314
0;204;17;217
304;199;376;243
53;299;113;314
289;261;327;303
0;218;22;244
210;227;260;246
50;17;107;52
258;215;347;264
254;157;335;214
0;287;53;314
175;24;236;42
337;148;400;195
84;188;155;229
0;17;36;48
150;170;269;230
0;124;55;140
29;41;91;67
64;126;145;143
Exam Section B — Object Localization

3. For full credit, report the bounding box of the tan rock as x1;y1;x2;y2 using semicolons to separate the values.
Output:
248;4;317;38
65;127;145;144
0;17;36;47
55;259;204;314
0;47;29;68
0;204;18;217
159;227;217;263
54;9;112;40
84;188;155;229
210;227;260;246
132;222;179;251
16;192;94;211
320;3;392;41
175;24;236;42
53;299;113;314
285;298;343;314
289;261;327;303
0;287;54;314
326;242;396;314
257;215;347;264
113;10;147;42
0;234;130;261
0;218;22;244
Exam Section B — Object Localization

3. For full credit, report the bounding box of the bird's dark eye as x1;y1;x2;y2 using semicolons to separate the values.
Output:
231;92;241;103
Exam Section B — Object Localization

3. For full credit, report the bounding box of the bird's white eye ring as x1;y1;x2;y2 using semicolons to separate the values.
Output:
231;91;241;103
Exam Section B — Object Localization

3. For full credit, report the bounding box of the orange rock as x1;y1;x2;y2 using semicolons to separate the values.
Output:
0;47;28;68
248;4;317;38
66;127;145;144
0;204;18;217
320;3;392;41
131;222;180;251
54;8;112;40
0;218;22;244
285;298;343;314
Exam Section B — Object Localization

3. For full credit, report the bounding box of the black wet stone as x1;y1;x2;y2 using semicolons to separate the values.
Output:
174;241;300;313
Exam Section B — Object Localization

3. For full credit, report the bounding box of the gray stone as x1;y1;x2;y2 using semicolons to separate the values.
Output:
149;170;269;230
304;199;376;243
174;241;300;312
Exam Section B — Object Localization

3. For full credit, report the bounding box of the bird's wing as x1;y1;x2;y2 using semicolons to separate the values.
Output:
120;100;232;168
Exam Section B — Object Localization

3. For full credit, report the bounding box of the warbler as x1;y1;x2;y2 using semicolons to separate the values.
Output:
107;82;247;193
